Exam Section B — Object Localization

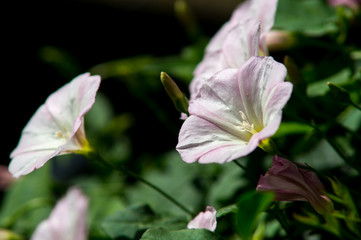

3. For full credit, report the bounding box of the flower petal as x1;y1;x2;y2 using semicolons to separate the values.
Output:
237;56;290;136
177;115;257;164
187;206;217;232
191;20;261;98
31;187;89;240
207;0;278;54
9;73;101;177
179;57;291;164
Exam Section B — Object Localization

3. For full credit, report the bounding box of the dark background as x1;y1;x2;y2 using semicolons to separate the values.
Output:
2;0;241;167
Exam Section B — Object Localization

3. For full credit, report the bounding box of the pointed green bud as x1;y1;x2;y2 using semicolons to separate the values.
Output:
160;72;189;115
284;56;306;92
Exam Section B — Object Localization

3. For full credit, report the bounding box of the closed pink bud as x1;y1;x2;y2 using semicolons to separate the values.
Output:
257;156;333;214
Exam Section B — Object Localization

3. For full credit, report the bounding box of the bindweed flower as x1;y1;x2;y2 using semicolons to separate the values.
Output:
190;0;279;99
177;56;292;164
0;166;14;190
187;206;217;232
205;0;278;55
257;156;334;215
327;0;360;8
9;73;101;178
31;187;89;240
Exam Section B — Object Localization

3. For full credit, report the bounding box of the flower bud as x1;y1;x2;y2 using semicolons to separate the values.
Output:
265;30;296;52
257;156;334;215
160;72;189;115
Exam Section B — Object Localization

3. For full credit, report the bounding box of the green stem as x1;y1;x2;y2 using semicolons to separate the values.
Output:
351;102;361;111
86;151;195;217
273;203;292;237
233;160;259;185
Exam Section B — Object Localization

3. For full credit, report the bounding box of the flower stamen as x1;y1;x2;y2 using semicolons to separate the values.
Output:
238;111;258;135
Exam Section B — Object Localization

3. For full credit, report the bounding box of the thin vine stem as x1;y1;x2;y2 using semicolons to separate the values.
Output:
86;150;195;217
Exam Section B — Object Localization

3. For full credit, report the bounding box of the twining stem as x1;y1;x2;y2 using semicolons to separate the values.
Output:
233;160;259;185
86;150;195;217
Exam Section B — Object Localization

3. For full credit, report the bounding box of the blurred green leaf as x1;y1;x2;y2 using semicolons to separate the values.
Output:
294;139;344;170
215;205;237;218
72;174;126;238
0;165;52;236
274;0;337;36
208;162;246;206
273;122;314;138
307;69;351;97
140;228;223;240
38;46;81;78
329;179;360;235
235;191;274;240
85;93;115;136
339;107;361;131
102;204;186;239
124;151;207;216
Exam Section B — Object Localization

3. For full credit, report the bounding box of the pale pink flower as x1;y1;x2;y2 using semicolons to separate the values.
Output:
0;166;14;190
328;0;360;8
31;187;89;240
206;0;278;55
257;156;334;214
190;0;278;99
177;57;292;164
9;73;101;178
187;206;217;232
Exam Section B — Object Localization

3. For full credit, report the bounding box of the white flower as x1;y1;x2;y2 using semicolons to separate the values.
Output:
9;73;100;177
31;187;89;240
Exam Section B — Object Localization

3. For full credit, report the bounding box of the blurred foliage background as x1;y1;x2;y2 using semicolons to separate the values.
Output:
2;0;361;239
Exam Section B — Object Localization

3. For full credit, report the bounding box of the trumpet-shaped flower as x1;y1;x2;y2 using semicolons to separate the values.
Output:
31;187;89;240
190;0;279;98
206;0;278;55
9;73;101;178
190;19;261;99
257;156;334;214
177;56;292;164
187;206;217;232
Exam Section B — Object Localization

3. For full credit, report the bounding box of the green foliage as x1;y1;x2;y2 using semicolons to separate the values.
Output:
102;204;187;239
274;0;338;36
3;0;361;239
140;228;223;240
0;165;53;236
234;191;274;240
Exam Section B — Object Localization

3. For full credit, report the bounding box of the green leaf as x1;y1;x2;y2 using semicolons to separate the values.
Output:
235;191;274;240
307;69;351;97
274;0;337;36
140;228;223;240
72;174;126;238
215;205;237;218
294;139;344;170
124;151;208;216
0;165;53;236
102;205;186;239
273;122;314;138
